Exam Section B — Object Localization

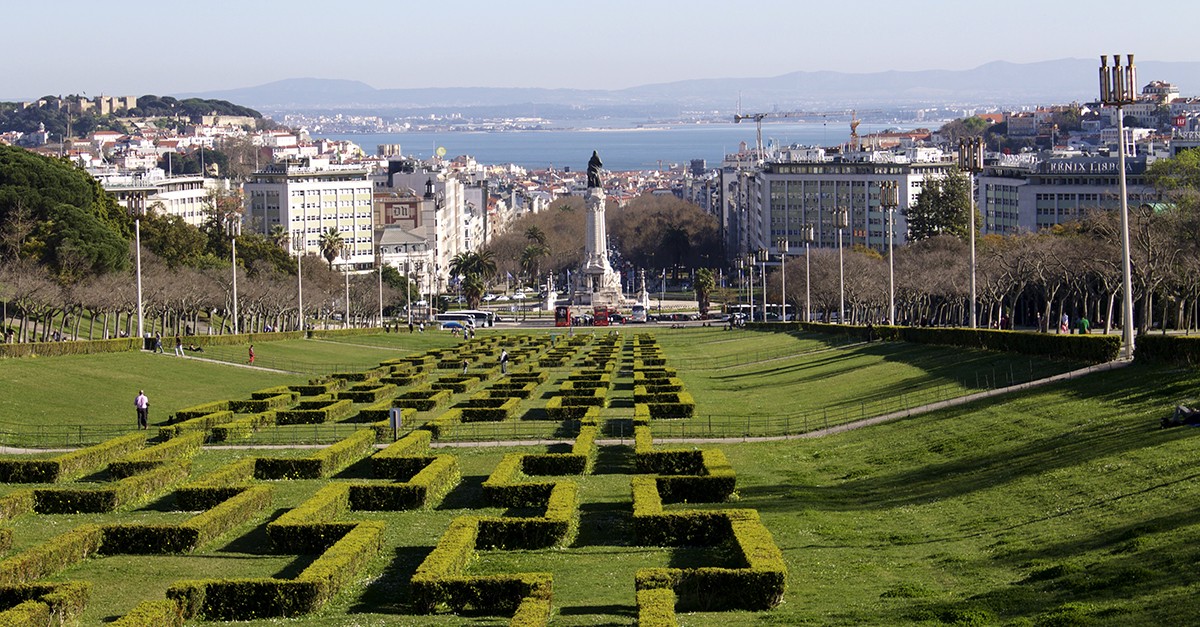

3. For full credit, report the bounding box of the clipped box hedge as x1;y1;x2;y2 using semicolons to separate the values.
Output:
458;397;521;422
430;375;483;394
0;581;91;626
637;587;679;627
172;400;231;421
210;411;277;442
109;431;205;479
350;455;460;510
228;392;297;414
275;399;354;425
393;388;452;411
265;483;355;553
159;410;234;440
110;599;184;627
337;383;397;404
0;432;146;483
483;382;537;399
167;520;383;621
544;401;600;422
99;485;272;554
423;408;463;439
255;429;375;480
370;430;432;478
33;461;189;514
1136;334;1200;366
519;426;598;476
289;380;346;396
0;524;103;585
175;458;256;511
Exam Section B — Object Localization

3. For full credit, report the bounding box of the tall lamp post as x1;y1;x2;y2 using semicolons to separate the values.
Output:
231;237;239;335
958;137;984;328
802;224;814;323
343;254;351;329
757;249;768;320
745;254;755;321
835;208;848;324
1100;54;1137;360
377;248;385;327
880;181;900;324
293;230;304;331
135;217;144;340
777;238;789;321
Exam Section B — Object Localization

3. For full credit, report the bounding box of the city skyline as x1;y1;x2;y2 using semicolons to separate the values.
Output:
4;0;1199;100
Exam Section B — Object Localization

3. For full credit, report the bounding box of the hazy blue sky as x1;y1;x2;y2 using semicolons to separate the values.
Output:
4;0;1197;99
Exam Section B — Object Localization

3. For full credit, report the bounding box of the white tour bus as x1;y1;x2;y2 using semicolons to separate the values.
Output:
434;313;476;328
457;309;497;327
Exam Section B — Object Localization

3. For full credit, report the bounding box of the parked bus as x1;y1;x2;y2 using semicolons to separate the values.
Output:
457;310;496;327
554;305;572;327
434;313;476;328
629;304;647;323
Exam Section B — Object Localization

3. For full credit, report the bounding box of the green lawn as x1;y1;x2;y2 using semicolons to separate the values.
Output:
2;329;1199;624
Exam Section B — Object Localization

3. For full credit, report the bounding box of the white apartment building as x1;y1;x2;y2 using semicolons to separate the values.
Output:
96;169;214;228
725;151;956;257
243;160;376;270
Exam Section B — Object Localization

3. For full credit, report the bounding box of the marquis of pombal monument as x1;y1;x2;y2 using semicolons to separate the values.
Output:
579;151;624;307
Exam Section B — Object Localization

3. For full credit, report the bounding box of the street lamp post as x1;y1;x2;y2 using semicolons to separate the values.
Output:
343;255;351;329
1100;53;1138;360
777;238;789;321
293;230;304;331
802;224;814;322
958;137;984;328
231;237;239;335
377;248;385;328
757;249;768;320
405;259;413;328
745;254;755;321
880;181;900;324
835;208;848;324
135;218;144;341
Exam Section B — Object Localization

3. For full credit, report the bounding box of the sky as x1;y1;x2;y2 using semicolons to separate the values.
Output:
4;0;1198;99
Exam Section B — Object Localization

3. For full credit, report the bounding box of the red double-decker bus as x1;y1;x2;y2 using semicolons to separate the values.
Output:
554;305;572;327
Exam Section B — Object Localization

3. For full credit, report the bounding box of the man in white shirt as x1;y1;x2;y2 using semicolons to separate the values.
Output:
135;390;149;430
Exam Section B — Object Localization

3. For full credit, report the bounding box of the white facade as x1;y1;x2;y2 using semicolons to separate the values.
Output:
243;162;376;269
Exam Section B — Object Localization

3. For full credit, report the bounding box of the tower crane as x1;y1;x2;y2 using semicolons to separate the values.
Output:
733;109;879;161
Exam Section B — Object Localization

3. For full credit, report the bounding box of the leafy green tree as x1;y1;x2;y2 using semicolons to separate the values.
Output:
520;244;549;286
137;208;207;268
906;168;973;242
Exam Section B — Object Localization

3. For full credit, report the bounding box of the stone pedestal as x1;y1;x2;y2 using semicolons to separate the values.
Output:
578;187;623;308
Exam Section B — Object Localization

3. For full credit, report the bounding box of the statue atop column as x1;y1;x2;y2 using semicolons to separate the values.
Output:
587;150;603;189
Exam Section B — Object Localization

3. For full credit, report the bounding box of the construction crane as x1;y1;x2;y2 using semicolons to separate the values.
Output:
733;109;877;160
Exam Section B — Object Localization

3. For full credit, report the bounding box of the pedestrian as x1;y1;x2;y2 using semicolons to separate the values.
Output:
154;332;164;353
419;322;424;333
462;357;469;374
174;334;184;357
248;344;255;364
408;321;414;333
1077;315;1090;335
1060;313;1069;334
134;390;149;430
499;349;509;374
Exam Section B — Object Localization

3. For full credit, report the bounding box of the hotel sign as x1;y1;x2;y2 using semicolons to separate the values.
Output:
1039;158;1143;175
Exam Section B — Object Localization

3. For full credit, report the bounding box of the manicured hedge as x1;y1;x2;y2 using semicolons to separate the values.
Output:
159;410;234;440
543;401;600;422
1136;334;1200;366
350;455;460;510
110;599;184;627
0;524;103;585
370;430;432;478
786;322;1121;364
336;383;397;404
210;411;277;442
477;482;579;549
255;429;375;480
430;375;483;394
168;520;384;620
109;431;204;479
637;587;679;627
274;399;354;425
265;483;355;553
519;426;598;476
172;400;231;421
175;459;256;510
99;486;272;554
423;408;463;439
0;432;146;483
393;388;452;411
228;391;297;414
482;382;537;398
0;581;91;626
458;397;521;422
33;461;189;514
0;336;141;359
289;380;347;396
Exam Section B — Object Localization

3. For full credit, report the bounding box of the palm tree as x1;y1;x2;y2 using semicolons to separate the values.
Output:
449;250;498;283
525;226;547;247
318;227;345;270
269;225;290;250
695;267;716;317
520;244;549;288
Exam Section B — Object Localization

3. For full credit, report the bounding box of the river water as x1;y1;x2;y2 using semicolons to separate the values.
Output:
326;120;936;171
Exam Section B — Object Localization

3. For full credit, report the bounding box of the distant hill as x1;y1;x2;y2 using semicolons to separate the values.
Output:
177;59;1200;114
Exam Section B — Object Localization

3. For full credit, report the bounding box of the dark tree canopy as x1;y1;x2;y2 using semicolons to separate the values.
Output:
906;168;973;242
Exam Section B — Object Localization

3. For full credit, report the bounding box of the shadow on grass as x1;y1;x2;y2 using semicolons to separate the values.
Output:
438;474;487;510
331;456;375;480
742;366;1200;514
556;604;636;619
215;507;289;554
593;444;633;475
349;545;433;614
573;501;633;548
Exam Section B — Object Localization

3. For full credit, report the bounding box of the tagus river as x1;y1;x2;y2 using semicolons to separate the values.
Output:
326;121;934;171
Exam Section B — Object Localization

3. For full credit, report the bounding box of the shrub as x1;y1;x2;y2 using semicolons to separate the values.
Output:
0;432;146;483
350;456;460;510
110;599;184;627
274;398;354;425
0;581;91;626
371;430;432;478
1136;334;1200;366
228;392;297;414
337;383;397;403
430;375;483;394
33;461;189;514
255;429;375;480
109;431;204;479
175;459;256;510
171;401;231;421
637;587;679;627
100;486;272;554
266;483;355;553
0;524;103;585
459;398;521;422
159;410;234;439
393;388;452;411
210;411;276;442
288;380;346;396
